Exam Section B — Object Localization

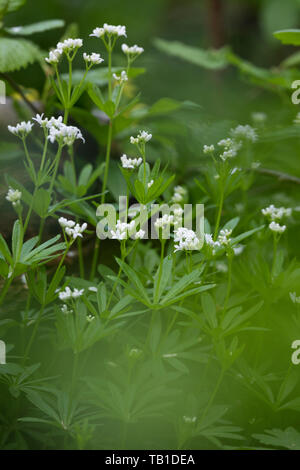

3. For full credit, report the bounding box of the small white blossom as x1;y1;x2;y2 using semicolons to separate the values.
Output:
45;48;63;65
205;234;220;248
174;227;201;252
183;416;197;424
155;214;174;230
203;144;215;154
6;187;22;207
218;229;232;246
135;229;145;240
88;287;98;293
230;124;257;142
290;292;300;304
171;186;187;203
59;218;87;240
58;217;76;229
113;70;128;84
87;314;95;322
83;52;104;65
90;24;126;38
269;221;286;233
218;138;241;161
59;286;84;301
233;245;245;256
56;38;83;52
110;219;136;240
8;121;33;138
130;130;152;145
33;113;49;128
121;43;144;57
148;180;154;188
252;112;266;123
48;123;85;146
120;154;142;169
262;205;292;221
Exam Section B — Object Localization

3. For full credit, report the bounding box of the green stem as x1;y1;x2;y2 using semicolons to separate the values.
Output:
200;367;225;422
154;240;165;304
0;276;13;307
22;303;45;365
214;188;224;240
89;121;113;280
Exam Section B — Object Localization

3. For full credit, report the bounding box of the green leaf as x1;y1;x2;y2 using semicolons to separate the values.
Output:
0;38;40;73
11;220;23;263
154;38;229;70
5;19;65;36
273;29;300;46
33;188;51;218
0;0;25;15
253;427;300;450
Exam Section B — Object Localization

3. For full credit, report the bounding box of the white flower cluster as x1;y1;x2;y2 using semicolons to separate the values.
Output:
218;138;241;162
48;120;85;146
83;52;104;65
290;292;300;304
218;229;232;246
90;24;126;38
120;154;142;169
8;121;33;138
230;124;257;143
262;204;292;221
171;186;187;203
203;144;215;154
204;233;220;249
6;187;22;206
111;219;140;240
269;221;286;233
113;71;128;84
174;227;201;252
122;43;144;57
59;286;84;301
155;208;183;233
59;217;87;240
130;130;152;145
45;38;83;64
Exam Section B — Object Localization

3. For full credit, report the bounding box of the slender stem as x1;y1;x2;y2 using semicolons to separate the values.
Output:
154;240;165;304
0;276;13;307
200;367;225;422
271;234;278;279
89;121;113;280
214;188;224;240
108;41;112;100
223;254;233;313
22;303;45;365
49;144;64;196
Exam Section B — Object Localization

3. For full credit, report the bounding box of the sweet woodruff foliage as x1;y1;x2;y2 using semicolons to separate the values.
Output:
0;1;300;450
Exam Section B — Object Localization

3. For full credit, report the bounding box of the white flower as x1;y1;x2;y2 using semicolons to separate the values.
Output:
218;138;241;161
218;229;232;245
205;234;220;249
251;112;266;123
59;286;84;301
48;122;85;146
45;48;63;65
87;314;95;322
90;24;126;38
148;180;154;188
183;416;197;424
58;217;76;228
33;113;49;128
290;292;300;304
121;43;144;57
203;144;215;154
269;221;286;233
174;227;201;252
262;204;292;221
113;70;128;84
56;38;83;52
135;229;145;240
233;244;244;256
110;219;136;240
171;186;187;203
83;52;104;65
230;124;257;142
59;218;87;239
6;187;22;206
88;287;98;293
130;130;152;145
8;120;33;138
216;262;228;273
61;304;72;314
155;214;174;230
120;154;142;169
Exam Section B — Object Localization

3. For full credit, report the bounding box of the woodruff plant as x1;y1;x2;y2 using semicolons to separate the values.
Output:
0;18;298;451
